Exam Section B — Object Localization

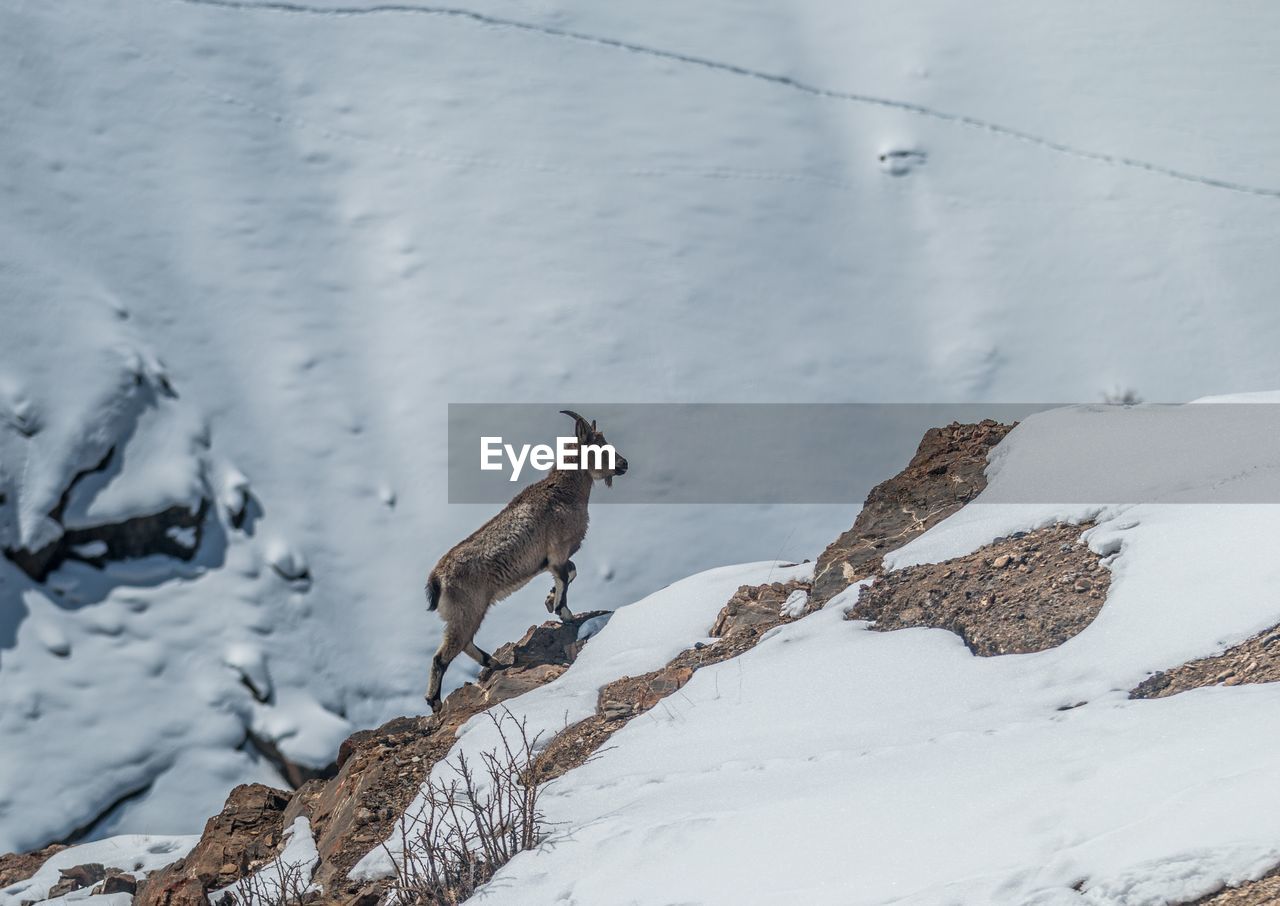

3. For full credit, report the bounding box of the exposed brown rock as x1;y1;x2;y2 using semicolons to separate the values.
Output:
1181;866;1280;904
97;870;139;896
1131;624;1280;699
710;580;813;637
598;665;695;721
848;522;1107;656
811;420;1013;607
47;862;107;899
135;784;292;906
141;875;207;906
0;843;65;889
533;715;618;781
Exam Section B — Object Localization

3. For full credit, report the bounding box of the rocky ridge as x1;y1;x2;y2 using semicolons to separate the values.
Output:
810;419;1013;607
9;419;1280;905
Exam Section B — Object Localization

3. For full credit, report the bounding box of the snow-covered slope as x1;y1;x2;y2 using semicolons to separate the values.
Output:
405;401;1280;905
5;0;1280;850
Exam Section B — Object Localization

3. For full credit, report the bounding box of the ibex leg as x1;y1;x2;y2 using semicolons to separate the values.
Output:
425;623;467;713
544;559;577;620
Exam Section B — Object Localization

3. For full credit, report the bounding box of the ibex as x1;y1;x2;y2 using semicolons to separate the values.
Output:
424;410;628;712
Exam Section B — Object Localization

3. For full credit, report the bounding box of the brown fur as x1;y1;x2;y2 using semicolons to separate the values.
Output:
424;412;627;711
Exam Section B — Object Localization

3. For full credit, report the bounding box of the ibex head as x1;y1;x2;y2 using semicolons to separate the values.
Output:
560;410;628;487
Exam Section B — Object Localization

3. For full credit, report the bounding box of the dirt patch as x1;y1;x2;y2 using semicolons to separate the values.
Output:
847;523;1107;656
811;420;1013;607
1131;624;1280;699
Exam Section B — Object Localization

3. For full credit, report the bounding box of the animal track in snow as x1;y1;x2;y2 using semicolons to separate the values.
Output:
879;147;927;176
169;0;1280;199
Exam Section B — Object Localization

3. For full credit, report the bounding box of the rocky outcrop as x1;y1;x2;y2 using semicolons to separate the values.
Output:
709;579;812;636
0;844;65;889
4;493;209;583
848;522;1107;656
47;863;108;900
1132;624;1280;699
2;444;209;583
135;784;291;906
810;420;1013;607
135;612;611;906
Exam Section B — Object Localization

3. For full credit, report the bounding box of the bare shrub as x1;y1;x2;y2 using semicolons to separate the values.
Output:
385;709;546;905
216;855;314;906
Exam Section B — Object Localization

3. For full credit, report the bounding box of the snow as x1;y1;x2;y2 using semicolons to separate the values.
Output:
0;835;197;906
780;588;808;617
6;0;1280;860
223;643;274;702
249;688;355;770
575;613;612;642
380;403;1280;904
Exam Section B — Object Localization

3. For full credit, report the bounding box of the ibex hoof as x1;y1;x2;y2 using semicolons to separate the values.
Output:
425;693;442;714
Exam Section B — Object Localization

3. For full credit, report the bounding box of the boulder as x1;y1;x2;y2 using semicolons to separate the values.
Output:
134;784;292;906
47;862;107;899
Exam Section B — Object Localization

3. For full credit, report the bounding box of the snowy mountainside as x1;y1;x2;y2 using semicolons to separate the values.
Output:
348;404;1280;906
5;0;1280;853
9;404;1280;905
381;401;1280;905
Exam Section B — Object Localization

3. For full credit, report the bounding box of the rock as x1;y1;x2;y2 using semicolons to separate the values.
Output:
48;862;107;899
992;554;1012;569
481;664;568;705
848;522;1108;656
811;420;1014;607
140;875;208;906
97;871;139;896
4;495;209;583
0;843;65;888
488;611;610;672
598;666;695;721
342;886;384;906
134;784;292;906
710;580;812;637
